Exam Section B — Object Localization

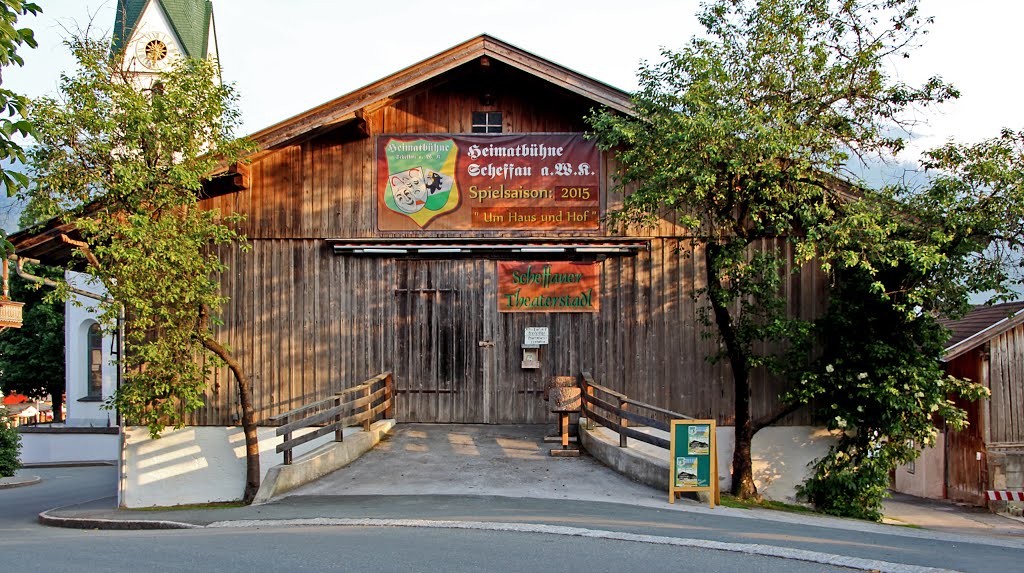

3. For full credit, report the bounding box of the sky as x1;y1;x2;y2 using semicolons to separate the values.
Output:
7;1;1022;154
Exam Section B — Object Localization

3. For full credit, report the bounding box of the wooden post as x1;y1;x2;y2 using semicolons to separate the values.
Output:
283;414;293;465
619;398;629;448
363;384;372;432
334;395;344;442
384;373;394;419
586;384;595;430
561;412;569;449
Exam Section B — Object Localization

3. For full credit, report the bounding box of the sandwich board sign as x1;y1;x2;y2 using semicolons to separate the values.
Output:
669;419;719;508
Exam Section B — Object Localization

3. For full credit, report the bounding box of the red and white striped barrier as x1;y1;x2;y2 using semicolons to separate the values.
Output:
986;490;1024;501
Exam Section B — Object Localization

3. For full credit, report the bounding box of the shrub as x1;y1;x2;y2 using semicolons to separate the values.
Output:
0;407;21;477
797;438;893;522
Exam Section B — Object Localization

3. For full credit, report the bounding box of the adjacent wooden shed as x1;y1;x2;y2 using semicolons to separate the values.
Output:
895;302;1024;505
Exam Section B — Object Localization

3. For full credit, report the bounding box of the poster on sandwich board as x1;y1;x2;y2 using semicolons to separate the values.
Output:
669;419;719;508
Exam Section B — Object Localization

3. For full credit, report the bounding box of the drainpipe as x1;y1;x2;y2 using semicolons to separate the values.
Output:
10;255;111;303
9;254;127;506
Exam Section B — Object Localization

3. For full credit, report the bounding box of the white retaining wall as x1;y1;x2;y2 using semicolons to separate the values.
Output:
123;425;346;507
581;423;837;502
18;429;119;465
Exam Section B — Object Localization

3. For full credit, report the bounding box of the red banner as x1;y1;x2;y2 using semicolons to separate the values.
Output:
376;134;601;231
497;261;600;313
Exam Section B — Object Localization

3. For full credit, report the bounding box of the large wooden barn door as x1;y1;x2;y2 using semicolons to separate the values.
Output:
392;260;488;422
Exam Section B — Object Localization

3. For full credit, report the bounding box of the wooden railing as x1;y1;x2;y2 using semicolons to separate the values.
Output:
579;371;692;450
269;372;393;465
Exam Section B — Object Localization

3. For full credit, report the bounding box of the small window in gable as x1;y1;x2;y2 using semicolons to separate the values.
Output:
87;323;103;398
471;111;503;133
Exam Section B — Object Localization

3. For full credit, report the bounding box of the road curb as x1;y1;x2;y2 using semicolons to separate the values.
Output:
37;507;956;572
204;517;958;573
38;501;200;530
0;475;41;489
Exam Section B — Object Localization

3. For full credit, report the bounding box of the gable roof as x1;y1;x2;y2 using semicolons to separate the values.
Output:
10;35;634;265
940;301;1024;361
243;34;633;155
112;0;214;60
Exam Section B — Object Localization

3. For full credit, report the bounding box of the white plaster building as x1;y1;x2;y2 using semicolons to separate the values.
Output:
63;271;117;427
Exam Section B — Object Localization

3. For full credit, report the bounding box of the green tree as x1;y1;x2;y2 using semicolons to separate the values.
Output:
0;1;39;475
589;0;956;498
0;261;64;423
26;35;260;502
0;0;39;195
0;0;40;257
789;129;1022;519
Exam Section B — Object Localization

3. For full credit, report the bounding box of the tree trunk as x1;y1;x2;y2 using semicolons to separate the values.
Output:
199;306;259;504
704;243;758;499
732;414;757;498
51;388;64;424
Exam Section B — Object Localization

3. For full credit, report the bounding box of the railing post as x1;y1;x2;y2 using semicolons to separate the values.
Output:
384;373;394;419
619;398;629;448
586;383;595;430
283;413;293;465
334;395;344;442
363;383;372;431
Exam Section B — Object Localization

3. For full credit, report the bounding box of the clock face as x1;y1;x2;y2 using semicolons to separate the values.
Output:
135;32;176;70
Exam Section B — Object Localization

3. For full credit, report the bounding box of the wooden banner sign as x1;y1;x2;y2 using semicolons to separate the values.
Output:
376;134;601;231
669;419;719;508
497;261;600;313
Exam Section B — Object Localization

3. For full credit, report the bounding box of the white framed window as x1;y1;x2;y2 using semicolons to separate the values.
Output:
87;323;103;398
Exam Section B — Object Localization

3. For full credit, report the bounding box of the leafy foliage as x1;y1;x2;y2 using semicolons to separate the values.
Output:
26;34;252;437
0;0;40;256
789;269;989;520
589;0;955;498
0;0;39;196
790;130;1022;519
0;406;20;477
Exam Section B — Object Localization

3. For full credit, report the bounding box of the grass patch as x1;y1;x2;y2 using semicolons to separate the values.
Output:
127;501;248;512
719;494;818;515
882;518;923;529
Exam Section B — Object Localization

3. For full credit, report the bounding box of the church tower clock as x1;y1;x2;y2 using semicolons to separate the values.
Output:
112;0;220;84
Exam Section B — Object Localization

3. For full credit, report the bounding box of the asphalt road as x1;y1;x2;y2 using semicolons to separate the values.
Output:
0;466;858;573
6;466;1024;572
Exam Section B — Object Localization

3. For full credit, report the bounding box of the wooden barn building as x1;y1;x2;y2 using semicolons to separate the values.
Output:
11;32;833;505
183;34;827;428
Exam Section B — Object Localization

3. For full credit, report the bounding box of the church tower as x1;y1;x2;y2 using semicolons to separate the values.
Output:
112;0;219;83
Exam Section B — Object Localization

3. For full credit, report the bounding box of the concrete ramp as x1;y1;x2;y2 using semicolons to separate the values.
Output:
253;419;395;504
279;423;665;504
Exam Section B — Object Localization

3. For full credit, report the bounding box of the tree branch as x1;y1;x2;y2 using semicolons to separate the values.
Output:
752;401;804;433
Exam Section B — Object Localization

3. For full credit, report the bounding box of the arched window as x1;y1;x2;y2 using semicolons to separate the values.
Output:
87;323;103;398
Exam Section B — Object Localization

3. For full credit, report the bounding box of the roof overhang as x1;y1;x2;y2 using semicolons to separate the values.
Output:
942;306;1024;362
7;216;89;269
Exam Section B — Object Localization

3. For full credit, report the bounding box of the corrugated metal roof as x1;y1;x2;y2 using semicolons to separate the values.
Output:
112;0;213;59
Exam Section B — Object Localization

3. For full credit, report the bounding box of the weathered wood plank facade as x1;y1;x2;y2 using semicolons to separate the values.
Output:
187;36;827;426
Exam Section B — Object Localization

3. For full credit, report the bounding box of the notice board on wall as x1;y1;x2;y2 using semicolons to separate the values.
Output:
669;419;719;508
